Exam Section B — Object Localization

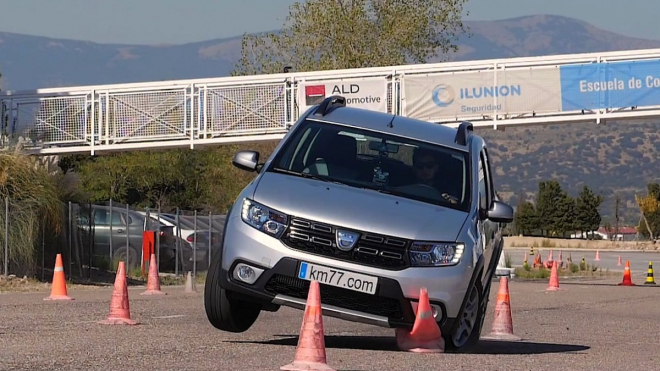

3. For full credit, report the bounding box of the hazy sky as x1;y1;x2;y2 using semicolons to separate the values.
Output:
1;0;658;45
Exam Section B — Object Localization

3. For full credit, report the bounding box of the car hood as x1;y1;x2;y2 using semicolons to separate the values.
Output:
252;172;468;242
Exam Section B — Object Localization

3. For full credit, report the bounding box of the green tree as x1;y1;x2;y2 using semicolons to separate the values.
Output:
636;182;660;241
233;0;470;75
535;180;563;236
574;185;604;236
554;191;576;237
514;201;539;236
76;153;133;203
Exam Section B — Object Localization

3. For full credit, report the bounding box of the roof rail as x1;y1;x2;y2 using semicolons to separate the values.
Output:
314;95;346;116
454;121;473;146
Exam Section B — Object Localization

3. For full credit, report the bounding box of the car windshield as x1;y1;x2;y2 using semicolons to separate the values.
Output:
268;119;471;212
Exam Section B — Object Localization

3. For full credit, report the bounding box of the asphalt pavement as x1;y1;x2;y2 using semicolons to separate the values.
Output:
1;274;660;371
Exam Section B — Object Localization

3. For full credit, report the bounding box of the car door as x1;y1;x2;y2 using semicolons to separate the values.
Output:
483;147;503;251
478;147;499;281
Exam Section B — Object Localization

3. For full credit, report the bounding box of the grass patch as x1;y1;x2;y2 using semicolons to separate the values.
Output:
515;262;616;280
158;271;207;286
504;252;513;268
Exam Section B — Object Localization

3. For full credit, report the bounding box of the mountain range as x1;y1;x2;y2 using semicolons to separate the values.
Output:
3;14;660;91
1;14;660;227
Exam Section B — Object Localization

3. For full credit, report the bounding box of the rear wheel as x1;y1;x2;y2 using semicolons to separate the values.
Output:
114;246;139;270
444;278;484;352
204;251;261;332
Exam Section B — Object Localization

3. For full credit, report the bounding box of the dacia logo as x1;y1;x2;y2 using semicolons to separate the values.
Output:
335;230;359;251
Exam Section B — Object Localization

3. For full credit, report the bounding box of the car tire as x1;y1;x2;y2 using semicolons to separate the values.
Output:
114;245;139;270
204;250;261;333
443;278;484;353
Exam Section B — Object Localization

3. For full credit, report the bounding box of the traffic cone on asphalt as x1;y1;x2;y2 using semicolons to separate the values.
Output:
546;261;561;291
184;271;197;293
395;287;445;353
44;254;74;301
618;255;622;266
595;250;600;261
618;261;635;286
99;261;138;325
533;252;542;268
280;280;335;371
141;254;166;295
644;262;656;285
482;276;521;341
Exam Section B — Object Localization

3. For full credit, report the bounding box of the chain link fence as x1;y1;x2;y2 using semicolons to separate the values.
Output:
0;197;225;284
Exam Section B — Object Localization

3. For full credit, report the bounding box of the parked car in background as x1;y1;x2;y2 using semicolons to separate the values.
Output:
136;211;211;270
77;204;181;271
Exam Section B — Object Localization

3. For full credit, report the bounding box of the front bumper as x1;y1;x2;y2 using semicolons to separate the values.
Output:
219;215;474;330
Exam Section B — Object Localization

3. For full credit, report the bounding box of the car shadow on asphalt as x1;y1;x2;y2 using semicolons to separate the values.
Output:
227;335;589;354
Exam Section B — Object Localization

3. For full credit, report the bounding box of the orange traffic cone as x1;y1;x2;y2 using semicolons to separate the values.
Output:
280;280;335;371
618;260;635;286
548;250;554;262
482;276;521;341
141;254;166;296
533;252;542;268
395;287;445;353
595;250;600;261
617;255;622;266
99;261;139;325
44;254;74;301
546;261;561;291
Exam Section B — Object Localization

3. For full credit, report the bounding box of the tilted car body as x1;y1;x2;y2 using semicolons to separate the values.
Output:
204;96;514;352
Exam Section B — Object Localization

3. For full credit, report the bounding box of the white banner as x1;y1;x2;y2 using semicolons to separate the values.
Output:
403;68;563;121
297;77;388;114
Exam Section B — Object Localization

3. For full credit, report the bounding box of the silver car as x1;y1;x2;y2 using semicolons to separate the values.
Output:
204;96;514;352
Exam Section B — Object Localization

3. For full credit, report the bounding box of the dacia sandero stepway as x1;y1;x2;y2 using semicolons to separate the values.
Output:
204;95;514;352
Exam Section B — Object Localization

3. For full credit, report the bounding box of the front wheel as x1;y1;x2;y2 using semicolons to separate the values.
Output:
204;252;261;333
444;279;484;352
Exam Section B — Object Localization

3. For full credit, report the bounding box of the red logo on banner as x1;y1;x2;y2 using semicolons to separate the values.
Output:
305;85;326;106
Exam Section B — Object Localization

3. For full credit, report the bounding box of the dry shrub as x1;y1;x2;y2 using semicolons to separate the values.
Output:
0;148;62;274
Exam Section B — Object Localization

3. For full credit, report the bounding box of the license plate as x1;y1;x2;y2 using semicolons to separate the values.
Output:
297;262;378;295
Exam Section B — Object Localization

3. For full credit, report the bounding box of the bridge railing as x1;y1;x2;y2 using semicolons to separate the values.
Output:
3;48;660;155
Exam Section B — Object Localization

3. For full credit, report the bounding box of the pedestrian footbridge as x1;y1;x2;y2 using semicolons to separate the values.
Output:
3;48;660;155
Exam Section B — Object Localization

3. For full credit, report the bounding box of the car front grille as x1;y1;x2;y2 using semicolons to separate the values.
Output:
264;274;404;320
279;217;411;270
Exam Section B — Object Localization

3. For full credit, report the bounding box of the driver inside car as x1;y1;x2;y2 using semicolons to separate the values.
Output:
412;147;459;205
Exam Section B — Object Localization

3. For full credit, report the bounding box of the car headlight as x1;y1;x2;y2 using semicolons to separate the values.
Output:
241;198;288;238
409;242;464;267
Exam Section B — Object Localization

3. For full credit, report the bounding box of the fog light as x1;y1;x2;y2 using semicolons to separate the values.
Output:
232;263;264;285
239;266;254;280
410;301;443;320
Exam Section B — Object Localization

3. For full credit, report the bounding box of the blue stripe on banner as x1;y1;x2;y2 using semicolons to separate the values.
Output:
560;59;660;111
299;262;308;279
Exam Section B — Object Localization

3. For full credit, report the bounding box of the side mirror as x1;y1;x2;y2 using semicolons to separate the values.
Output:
486;200;514;224
232;150;260;172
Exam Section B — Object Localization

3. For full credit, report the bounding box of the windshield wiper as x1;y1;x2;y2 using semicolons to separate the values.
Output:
272;167;334;183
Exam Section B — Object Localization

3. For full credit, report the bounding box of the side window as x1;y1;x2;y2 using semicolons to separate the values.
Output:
93;210;125;226
478;149;492;210
483;147;496;204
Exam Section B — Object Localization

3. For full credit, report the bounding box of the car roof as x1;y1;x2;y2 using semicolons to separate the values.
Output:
305;104;474;152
